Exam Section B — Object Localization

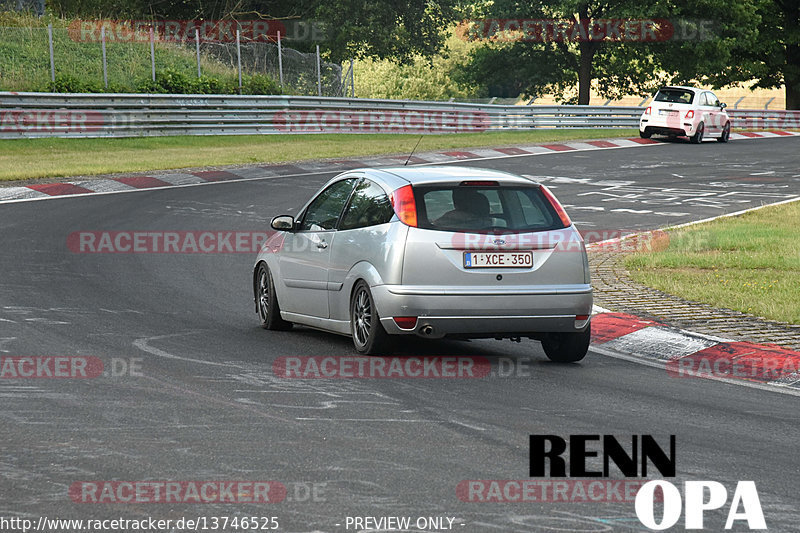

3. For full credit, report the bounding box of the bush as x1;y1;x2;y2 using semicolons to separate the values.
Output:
192;75;235;95
45;74;104;93
241;74;280;95
136;68;194;94
134;69;280;95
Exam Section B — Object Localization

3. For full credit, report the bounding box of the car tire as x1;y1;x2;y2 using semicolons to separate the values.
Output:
541;326;591;363
256;263;292;331
639;130;652;139
717;122;730;143
690;122;705;144
350;281;389;355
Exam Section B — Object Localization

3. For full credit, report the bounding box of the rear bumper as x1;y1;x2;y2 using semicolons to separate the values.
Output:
640;117;696;136
373;284;593;338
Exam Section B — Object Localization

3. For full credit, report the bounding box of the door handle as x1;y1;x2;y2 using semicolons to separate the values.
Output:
316;241;328;249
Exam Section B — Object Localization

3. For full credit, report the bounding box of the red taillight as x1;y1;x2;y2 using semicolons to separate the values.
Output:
685;110;694;119
539;185;571;227
644;106;651;115
393;316;418;329
576;315;589;321
390;185;418;227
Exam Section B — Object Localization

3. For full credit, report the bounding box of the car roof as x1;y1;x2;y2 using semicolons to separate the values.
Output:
363;166;536;186
658;86;702;93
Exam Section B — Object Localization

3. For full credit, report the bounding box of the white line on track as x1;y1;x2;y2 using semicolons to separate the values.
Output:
133;332;242;368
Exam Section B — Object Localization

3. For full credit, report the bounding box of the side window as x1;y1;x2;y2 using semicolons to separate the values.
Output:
697;92;708;106
707;92;720;107
339;179;394;230
299;178;357;231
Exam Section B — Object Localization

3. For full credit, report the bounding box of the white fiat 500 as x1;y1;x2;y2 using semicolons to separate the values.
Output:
253;167;593;362
639;86;731;143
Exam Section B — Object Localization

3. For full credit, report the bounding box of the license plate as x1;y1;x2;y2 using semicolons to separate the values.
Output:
659;109;678;115
464;251;533;268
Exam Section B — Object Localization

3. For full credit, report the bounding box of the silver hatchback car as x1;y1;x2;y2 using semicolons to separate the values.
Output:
252;166;593;361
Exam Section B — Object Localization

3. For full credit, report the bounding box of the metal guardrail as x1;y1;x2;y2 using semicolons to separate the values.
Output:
0;92;797;139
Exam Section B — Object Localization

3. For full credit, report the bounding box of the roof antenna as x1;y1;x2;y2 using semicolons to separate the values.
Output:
404;135;424;166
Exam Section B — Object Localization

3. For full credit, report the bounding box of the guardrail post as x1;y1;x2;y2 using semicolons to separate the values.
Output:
638;97;648;106
149;27;156;82
47;23;55;83
316;44;322;97
236;28;243;93
734;96;745;109
764;97;774;110
277;31;284;91
101;26;108;89
195;28;201;78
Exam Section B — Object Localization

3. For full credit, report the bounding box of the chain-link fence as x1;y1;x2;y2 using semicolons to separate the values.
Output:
201;40;342;97
0;22;344;95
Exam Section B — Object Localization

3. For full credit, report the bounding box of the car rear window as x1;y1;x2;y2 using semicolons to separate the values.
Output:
654;89;695;104
413;184;563;233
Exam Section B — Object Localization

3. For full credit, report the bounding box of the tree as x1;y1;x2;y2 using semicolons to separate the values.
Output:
354;32;484;100
48;0;460;62
723;0;800;109
458;0;760;105
314;0;459;62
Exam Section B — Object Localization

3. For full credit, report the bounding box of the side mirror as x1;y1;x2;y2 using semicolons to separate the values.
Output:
271;215;295;231
719;102;727;109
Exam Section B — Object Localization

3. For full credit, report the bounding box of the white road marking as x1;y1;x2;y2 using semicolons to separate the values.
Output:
450;420;486;431
0;337;16;353
565;205;605;211
601;327;717;361
133;332;241;368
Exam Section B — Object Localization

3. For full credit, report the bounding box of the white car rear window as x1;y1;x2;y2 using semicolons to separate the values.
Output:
654;89;695;104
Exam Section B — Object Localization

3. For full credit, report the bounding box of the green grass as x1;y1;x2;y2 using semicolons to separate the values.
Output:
625;200;800;324
0;129;638;181
0;13;238;92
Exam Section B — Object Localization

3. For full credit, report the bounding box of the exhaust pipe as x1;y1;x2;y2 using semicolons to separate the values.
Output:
421;325;434;335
